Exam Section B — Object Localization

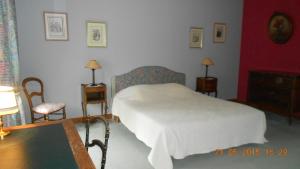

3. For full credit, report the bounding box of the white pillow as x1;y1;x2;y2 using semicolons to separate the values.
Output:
115;83;195;101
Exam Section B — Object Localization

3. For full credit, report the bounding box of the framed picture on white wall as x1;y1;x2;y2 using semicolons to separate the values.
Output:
43;12;69;41
189;27;203;48
86;21;107;47
213;23;226;43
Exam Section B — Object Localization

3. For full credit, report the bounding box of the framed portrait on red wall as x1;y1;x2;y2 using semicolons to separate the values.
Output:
268;12;293;44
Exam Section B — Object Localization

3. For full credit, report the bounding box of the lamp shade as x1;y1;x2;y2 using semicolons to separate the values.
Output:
85;60;101;70
0;86;18;115
201;57;214;66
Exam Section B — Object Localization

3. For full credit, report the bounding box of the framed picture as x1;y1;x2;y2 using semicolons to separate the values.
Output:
268;12;293;44
86;21;107;47
189;27;203;48
213;23;226;43
43;12;68;41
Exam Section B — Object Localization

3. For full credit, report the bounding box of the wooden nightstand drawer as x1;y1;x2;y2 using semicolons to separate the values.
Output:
196;77;218;97
85;85;106;93
81;83;107;116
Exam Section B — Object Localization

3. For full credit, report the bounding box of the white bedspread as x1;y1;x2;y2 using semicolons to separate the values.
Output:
112;83;267;169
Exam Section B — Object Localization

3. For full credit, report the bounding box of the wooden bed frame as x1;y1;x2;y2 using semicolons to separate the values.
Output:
111;66;186;96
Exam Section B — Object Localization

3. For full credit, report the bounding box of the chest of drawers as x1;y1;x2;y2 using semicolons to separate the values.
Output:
247;70;300;124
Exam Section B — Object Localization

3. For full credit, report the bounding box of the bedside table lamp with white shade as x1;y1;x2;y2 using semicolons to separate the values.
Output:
201;57;214;78
85;60;101;86
0;86;19;140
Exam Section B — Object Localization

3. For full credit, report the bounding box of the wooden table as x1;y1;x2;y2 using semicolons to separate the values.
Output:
3;120;95;169
196;77;218;97
81;83;107;116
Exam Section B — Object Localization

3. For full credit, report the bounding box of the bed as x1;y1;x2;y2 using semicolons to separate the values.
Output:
112;66;267;169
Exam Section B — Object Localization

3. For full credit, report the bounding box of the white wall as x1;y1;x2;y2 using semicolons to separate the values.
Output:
16;0;243;121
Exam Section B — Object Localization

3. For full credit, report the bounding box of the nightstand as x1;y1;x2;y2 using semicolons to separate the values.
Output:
196;77;218;97
81;83;107;116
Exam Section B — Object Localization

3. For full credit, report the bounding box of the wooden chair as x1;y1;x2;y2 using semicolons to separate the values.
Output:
22;77;66;123
84;116;110;169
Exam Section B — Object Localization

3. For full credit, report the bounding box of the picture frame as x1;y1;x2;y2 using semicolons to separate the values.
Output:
43;12;68;41
189;27;203;48
268;12;293;44
86;21;107;48
213;23;226;43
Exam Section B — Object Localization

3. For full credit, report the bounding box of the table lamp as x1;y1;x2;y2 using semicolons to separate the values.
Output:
85;60;101;86
201;57;214;78
0;86;19;140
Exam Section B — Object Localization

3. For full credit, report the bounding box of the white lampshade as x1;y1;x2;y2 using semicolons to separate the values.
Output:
0;86;18;116
201;57;214;66
85;60;101;70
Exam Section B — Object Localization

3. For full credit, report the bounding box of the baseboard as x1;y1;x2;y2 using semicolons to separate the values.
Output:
70;113;118;124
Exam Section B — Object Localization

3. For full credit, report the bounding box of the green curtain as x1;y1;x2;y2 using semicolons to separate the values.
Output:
0;0;25;126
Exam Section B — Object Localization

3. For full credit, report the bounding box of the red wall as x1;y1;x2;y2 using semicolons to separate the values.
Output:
238;0;300;100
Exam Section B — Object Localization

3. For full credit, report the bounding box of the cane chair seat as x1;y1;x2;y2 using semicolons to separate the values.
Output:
33;103;65;114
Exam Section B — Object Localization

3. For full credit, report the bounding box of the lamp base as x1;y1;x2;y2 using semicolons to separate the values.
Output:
205;65;209;78
0;116;10;140
0;130;10;140
90;69;97;87
89;83;97;86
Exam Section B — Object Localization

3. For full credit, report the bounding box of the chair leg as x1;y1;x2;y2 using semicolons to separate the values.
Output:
44;115;49;121
31;115;35;124
62;107;66;119
101;149;107;169
101;142;108;169
101;103;103;115
85;116;90;150
102;126;109;169
105;102;108;115
81;102;86;117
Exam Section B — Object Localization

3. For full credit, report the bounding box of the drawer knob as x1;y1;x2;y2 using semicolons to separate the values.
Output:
275;77;283;84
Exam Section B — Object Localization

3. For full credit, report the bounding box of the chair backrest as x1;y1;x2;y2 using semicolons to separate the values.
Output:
84;116;110;169
22;77;45;113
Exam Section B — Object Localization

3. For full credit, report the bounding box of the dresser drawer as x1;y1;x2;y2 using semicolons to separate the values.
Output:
248;87;291;108
249;72;294;89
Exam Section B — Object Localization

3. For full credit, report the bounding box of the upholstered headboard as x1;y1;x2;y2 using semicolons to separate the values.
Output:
112;66;185;96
